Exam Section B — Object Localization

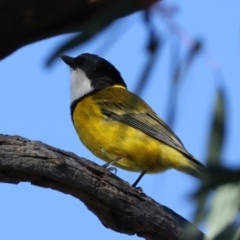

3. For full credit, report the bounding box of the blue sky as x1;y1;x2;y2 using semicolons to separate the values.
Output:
0;1;240;239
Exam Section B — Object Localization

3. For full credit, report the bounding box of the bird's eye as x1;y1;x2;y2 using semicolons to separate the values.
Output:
93;67;103;76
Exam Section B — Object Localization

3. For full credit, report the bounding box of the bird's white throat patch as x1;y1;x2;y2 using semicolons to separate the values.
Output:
70;69;93;103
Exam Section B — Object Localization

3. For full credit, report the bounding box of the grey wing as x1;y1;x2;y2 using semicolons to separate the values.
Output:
100;101;193;158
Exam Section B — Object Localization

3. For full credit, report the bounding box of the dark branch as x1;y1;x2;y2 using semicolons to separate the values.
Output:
0;0;158;60
0;134;204;239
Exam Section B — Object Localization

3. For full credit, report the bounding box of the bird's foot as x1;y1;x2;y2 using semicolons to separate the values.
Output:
106;166;117;175
134;186;143;192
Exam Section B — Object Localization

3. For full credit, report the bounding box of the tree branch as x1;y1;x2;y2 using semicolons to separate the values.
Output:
0;0;158;60
0;134;204;239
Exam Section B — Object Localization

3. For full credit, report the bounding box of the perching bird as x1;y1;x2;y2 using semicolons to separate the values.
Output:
61;53;205;187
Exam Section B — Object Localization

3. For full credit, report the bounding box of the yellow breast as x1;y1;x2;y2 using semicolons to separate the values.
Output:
72;88;190;174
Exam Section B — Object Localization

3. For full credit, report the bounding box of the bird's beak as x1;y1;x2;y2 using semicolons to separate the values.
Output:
61;55;75;68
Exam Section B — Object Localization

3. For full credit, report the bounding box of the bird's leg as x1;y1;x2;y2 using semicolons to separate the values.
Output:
102;154;127;168
102;154;127;174
132;170;147;188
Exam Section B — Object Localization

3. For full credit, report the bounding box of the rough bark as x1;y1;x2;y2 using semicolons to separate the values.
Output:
0;134;204;239
0;0;158;60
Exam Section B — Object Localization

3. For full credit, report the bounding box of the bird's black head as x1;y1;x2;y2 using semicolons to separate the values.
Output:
61;53;127;103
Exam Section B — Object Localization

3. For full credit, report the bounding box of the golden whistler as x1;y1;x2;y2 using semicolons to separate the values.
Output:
61;53;205;187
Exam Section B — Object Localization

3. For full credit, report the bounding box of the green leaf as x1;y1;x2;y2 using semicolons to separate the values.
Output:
207;88;226;165
214;224;239;240
191;87;227;237
206;183;240;239
232;227;240;240
196;167;240;192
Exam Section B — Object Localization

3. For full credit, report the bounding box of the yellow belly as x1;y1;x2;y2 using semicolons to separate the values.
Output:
73;96;190;173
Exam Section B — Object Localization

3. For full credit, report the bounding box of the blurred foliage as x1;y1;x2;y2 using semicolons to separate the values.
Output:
207;183;240;239
193;89;240;240
134;10;161;95
47;0;151;65
207;89;226;166
46;1;240;239
167;39;202;128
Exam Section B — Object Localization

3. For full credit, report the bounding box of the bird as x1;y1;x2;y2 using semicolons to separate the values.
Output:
61;53;205;187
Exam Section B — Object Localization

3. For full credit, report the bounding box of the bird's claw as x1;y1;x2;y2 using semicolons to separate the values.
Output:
134;186;143;192
106;166;117;175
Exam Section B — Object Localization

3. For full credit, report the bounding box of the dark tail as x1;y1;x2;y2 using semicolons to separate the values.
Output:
182;156;206;180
